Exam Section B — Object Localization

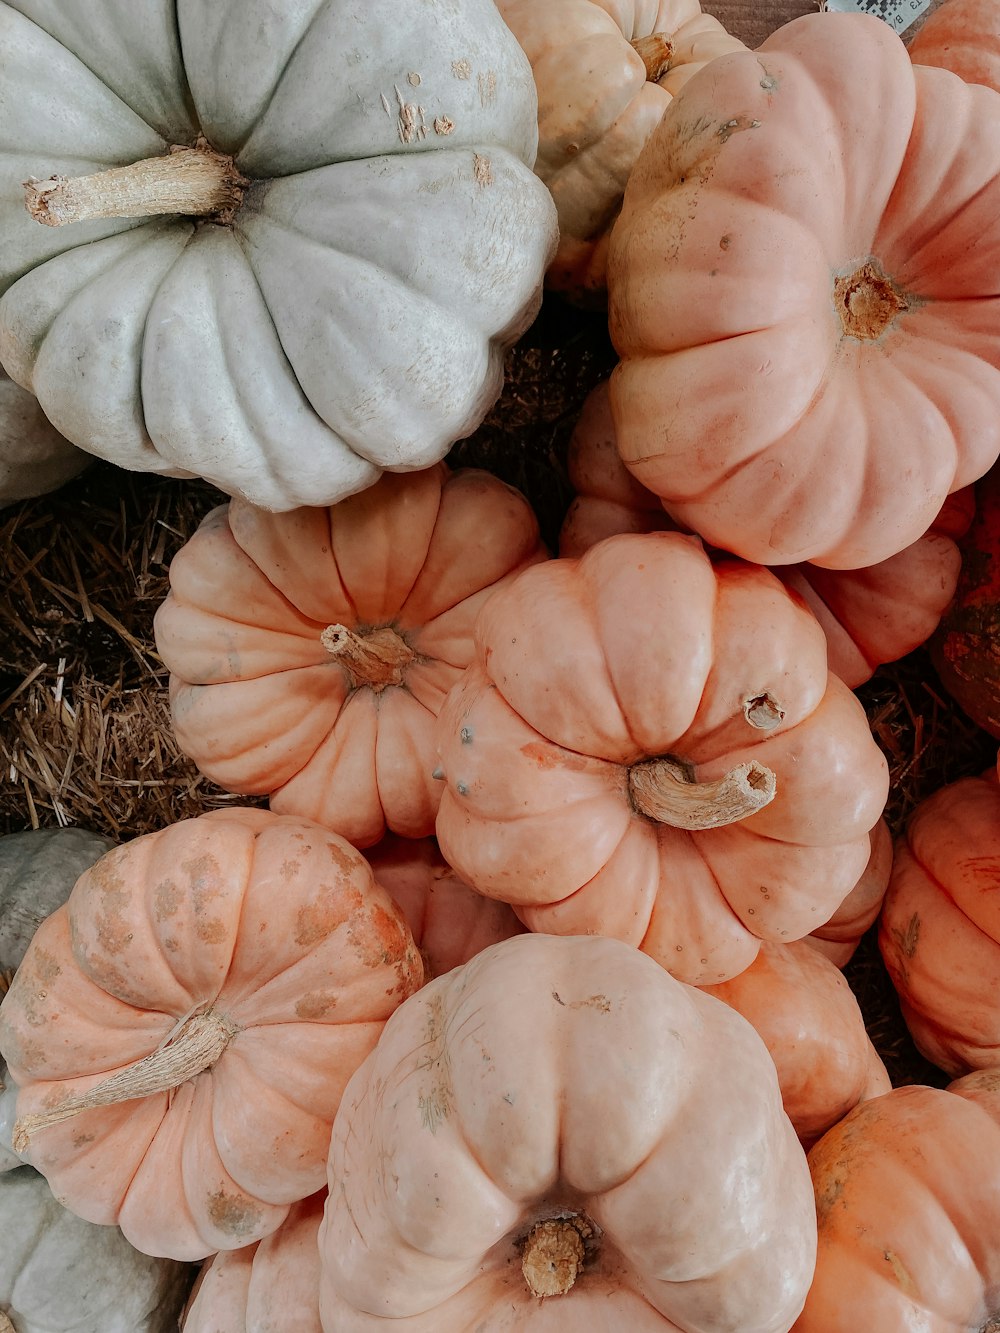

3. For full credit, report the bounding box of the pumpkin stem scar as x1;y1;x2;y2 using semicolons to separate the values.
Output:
521;1214;595;1298
23;141;248;228
320;623;415;691
631;32;675;82
628;756;777;829
12;1008;238;1151
834;260;908;340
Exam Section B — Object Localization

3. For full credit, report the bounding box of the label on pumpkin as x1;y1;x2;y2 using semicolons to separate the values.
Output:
822;0;932;32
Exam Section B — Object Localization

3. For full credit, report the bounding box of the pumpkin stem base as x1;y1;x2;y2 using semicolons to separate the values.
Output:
12;1008;237;1151
631;32;675;82
834;260;907;340
321;623;415;690
521;1214;594;1298
24;141;249;228
628;756;776;830
0;1310;15;1333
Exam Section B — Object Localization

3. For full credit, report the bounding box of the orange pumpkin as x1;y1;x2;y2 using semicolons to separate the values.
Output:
607;12;1000;569
700;940;890;1148
909;0;1000;90
496;0;745;304
318;933;816;1330
879;770;1000;1076
154;466;545;847
365;836;523;980
804;820;892;969
434;531;889;985
560;382;974;687
794;1070;1000;1330
183;1192;324;1333
0;809;422;1260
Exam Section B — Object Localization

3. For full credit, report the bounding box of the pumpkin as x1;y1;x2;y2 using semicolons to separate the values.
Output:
931;461;1000;738
434;531;889;986
0;0;557;511
908;0;1000;90
182;1192;323;1333
318;933;816;1330
794;1069;1000;1331
0;1166;191;1333
607;11;1000;569
0;369;89;508
700;939;890;1148
878;770;1000;1076
495;0;745;305
154;466;546;847
559;382;974;687
365;836;523;980
804;820;892;969
0;808;422;1261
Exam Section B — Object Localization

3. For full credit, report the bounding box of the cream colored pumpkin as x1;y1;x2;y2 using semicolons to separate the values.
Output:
0;369;88;508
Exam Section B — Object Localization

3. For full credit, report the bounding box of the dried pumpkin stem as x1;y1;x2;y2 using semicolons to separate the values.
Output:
0;1311;15;1333
521;1215;593;1298
23;143;248;227
12;1008;237;1152
631;32;675;81
320;623;415;690
834;260;907;340
629;757;776;830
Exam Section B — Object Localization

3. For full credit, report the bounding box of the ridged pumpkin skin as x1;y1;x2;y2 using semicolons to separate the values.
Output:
909;0;1000;90
1;369;89;508
365;836;523;980
183;1192;324;1333
318;934;816;1332
794;1070;1000;1331
0;0;557;511
700;940;890;1148
434;532;889;986
805;819;892;969
559;382;973;687
607;12;1000;569
0;809;422;1261
879;772;1000;1076
155;466;545;847
496;0;744;304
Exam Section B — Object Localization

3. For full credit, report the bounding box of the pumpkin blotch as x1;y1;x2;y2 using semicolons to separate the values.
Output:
206;1189;264;1238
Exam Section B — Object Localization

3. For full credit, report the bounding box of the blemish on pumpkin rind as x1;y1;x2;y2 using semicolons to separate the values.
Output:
206;1189;264;1239
883;1249;918;1296
350;903;410;970
195;918;228;945
154;879;182;921
294;885;363;948
416;993;453;1134
295;992;339;1020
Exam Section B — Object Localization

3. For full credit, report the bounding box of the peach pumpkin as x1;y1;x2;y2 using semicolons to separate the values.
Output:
908;0;1000;90
496;0;745;304
0;809;422;1261
559;382;974;687
794;1070;1000;1331
154;465;545;847
804;820;892;969
318;933;816;1331
607;11;1000;569
434;531;889;985
879;770;1000;1076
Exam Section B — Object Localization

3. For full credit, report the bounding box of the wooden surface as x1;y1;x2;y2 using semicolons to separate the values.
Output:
702;0;946;48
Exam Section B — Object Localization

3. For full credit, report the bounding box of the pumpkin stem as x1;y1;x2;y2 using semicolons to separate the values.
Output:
521;1215;594;1298
631;32;675;82
11;1008;237;1152
23;142;248;228
320;624;415;690
628;756;776;830
0;1311;14;1333
833;261;908;341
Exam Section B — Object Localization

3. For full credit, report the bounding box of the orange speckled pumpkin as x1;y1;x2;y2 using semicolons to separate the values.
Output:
319;933;816;1330
879;770;1000;1076
909;0;1000;91
434;531;889;985
183;1192;324;1333
496;0;745;304
559;382;973;687
794;1070;1000;1331
0;809;422;1261
154;465;545;847
607;12;1000;569
700;940;889;1148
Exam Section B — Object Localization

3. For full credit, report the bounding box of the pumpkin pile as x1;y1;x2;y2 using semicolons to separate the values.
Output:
1;0;1000;1329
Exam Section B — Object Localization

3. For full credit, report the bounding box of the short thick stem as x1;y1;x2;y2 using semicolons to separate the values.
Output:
24;144;248;228
631;32;675;81
521;1216;593;1298
321;624;415;690
12;1008;236;1151
834;260;907;340
629;757;776;830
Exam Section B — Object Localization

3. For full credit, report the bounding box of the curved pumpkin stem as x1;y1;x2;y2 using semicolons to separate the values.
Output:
24;143;248;227
631;32;675;81
12;1008;237;1151
321;623;415;690
521;1215;594;1298
629;757;776;830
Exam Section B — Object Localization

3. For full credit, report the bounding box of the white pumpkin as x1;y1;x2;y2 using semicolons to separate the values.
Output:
0;370;88;508
0;1168;191;1332
0;0;557;510
0;1061;19;1174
